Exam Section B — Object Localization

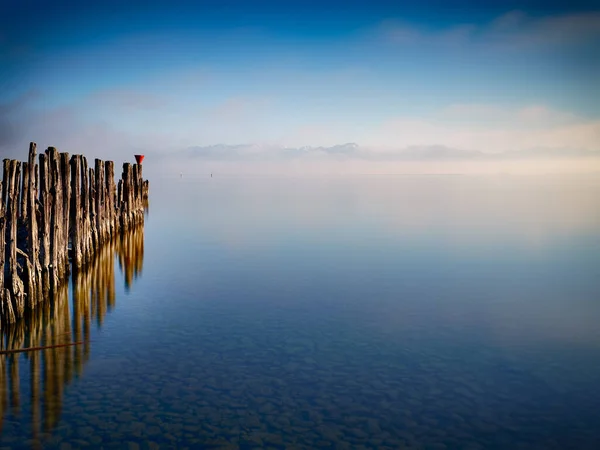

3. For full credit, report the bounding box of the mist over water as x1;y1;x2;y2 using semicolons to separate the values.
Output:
1;174;600;449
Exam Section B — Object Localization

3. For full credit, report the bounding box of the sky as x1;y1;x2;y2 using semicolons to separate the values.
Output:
1;0;599;174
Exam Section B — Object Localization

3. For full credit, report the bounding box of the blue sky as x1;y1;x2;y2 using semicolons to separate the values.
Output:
1;0;599;172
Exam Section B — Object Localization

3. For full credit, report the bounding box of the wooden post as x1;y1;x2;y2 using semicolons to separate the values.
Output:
70;156;82;269
60;153;70;279
132;164;139;226
134;164;143;226
117;179;123;232
1;165;6;316
0;176;16;324
123;163;133;231
105;161;115;237
0;180;4;317
95;159;105;245
81;157;91;267
5;160;24;319
25;143;41;309
38;153;51;297
120;164;126;231
89;167;98;253
20;162;28;223
47;147;61;292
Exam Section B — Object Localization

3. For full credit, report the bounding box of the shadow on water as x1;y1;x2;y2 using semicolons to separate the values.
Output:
0;225;145;447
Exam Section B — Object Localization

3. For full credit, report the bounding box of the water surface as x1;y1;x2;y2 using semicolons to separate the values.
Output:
2;175;600;449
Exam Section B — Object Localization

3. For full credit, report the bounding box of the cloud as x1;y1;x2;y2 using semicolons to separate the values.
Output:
0;90;42;157
209;96;273;122
1;96;178;164
379;20;423;44
0;87;278;161
368;103;600;154
87;89;168;110
490;10;528;31
515;106;580;125
519;11;600;47
172;142;600;164
183;144;258;161
372;117;600;154
181;143;363;162
496;147;600;159
438;104;582;129
386;145;484;160
441;104;506;118
378;10;600;50
276;121;364;148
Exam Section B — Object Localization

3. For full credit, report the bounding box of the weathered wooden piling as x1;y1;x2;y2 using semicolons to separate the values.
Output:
25;143;41;310
38;153;51;297
5;160;24;320
89;167;98;254
60;152;71;280
1;181;16;325
0;143;149;325
105;161;116;238
48;147;62;292
81;157;91;267
70;155;82;270
20;162;28;223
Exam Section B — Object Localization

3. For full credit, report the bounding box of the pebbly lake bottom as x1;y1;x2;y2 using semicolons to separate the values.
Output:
1;174;600;449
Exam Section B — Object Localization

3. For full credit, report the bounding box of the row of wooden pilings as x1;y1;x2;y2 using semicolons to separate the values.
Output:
0;142;149;325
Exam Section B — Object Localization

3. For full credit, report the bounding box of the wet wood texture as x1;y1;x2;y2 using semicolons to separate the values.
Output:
0;143;149;325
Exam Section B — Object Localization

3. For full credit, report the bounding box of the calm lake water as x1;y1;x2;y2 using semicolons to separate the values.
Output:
2;174;600;449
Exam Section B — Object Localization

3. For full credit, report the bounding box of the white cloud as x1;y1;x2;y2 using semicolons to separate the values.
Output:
88;89;168;110
379;19;423;44
378;10;600;50
439;104;509;122
490;10;528;31
275;121;357;148
365;103;599;154
209;96;274;122
515;106;580;125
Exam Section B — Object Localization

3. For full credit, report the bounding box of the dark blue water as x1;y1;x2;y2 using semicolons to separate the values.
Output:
2;175;600;449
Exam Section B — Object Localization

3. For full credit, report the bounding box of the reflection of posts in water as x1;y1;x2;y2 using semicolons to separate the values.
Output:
118;227;145;291
0;272;88;438
30;337;41;444
42;284;72;432
0;356;5;435
73;237;117;357
90;240;117;327
0;226;145;443
9;354;19;416
2;321;26;418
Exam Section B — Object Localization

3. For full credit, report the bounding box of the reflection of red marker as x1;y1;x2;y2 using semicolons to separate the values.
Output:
134;154;145;164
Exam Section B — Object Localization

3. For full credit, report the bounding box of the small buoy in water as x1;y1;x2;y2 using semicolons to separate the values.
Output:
180;172;183;178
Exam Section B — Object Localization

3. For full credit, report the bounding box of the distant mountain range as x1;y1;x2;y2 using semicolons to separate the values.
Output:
166;143;600;161
179;143;363;161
